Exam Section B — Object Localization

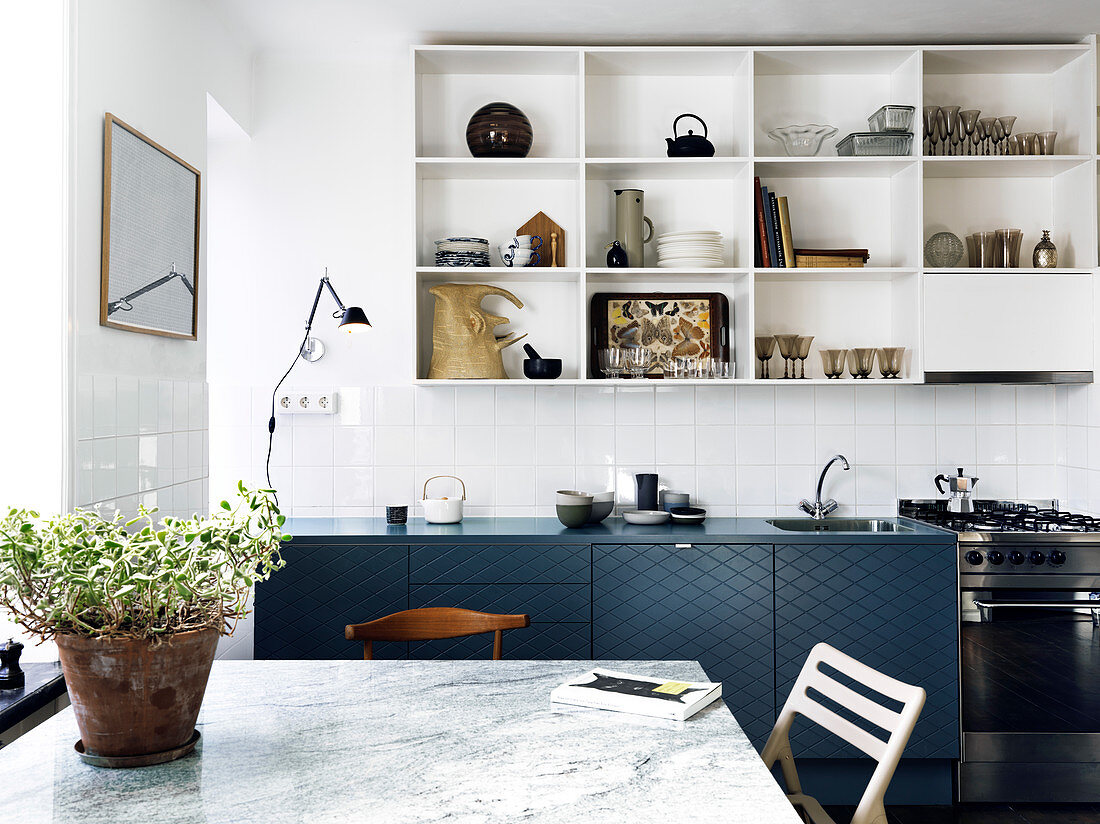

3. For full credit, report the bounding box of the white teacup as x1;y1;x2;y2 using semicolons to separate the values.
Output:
508;248;541;267
512;234;542;251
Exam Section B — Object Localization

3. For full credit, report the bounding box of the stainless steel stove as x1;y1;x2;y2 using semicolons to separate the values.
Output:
900;498;1100;803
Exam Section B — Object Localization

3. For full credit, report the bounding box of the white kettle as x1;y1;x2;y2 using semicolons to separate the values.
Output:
419;475;466;524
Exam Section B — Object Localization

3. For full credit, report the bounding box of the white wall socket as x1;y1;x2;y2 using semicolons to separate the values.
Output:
277;389;337;415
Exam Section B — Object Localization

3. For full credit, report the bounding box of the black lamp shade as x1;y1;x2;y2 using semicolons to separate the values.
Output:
339;306;371;332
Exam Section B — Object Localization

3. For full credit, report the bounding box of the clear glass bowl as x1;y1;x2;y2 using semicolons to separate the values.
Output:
767;124;838;156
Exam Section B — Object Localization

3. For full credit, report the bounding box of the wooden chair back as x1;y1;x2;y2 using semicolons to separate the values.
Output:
345;607;530;660
760;642;926;824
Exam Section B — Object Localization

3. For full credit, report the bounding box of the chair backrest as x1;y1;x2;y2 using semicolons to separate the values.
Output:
760;643;926;824
345;607;531;660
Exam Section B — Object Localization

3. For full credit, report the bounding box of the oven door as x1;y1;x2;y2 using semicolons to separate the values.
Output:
960;588;1100;802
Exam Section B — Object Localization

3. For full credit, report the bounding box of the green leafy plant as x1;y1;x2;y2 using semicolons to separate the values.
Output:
0;482;288;641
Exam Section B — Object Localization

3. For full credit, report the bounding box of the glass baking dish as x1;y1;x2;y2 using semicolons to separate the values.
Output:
836;132;913;156
868;105;915;133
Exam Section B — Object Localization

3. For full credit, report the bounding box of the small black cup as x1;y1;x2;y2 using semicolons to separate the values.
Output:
386;506;408;525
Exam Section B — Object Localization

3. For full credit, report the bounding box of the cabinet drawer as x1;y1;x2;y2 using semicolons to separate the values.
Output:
411;622;591;660
409;544;590;585
255;542;408;660
410;583;589;623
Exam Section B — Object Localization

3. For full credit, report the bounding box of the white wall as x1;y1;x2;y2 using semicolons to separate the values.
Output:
70;0;253;529
206;49;1070;519
0;0;70;661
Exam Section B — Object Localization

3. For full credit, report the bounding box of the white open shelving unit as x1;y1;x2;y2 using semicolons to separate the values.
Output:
412;42;1098;385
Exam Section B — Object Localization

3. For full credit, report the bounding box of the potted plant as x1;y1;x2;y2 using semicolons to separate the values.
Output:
0;482;287;766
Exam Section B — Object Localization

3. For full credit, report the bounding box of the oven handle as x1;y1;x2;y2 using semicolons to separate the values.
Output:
972;599;1100;626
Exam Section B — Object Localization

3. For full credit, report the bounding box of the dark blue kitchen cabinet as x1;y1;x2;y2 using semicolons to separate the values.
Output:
254;541;408;660
408;544;590;585
774;542;959;759
408;544;591;659
592;543;775;747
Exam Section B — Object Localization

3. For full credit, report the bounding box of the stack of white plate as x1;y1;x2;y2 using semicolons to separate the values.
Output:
435;237;490;267
656;231;725;268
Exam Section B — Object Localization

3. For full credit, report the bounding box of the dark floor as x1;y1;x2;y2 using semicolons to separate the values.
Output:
822;805;1100;824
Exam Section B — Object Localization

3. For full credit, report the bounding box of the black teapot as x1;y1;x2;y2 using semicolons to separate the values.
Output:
665;113;715;158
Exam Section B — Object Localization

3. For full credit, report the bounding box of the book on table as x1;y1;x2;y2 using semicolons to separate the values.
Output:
550;669;722;721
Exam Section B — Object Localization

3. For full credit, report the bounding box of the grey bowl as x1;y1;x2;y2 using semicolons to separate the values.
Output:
586;500;614;524
557;503;593;529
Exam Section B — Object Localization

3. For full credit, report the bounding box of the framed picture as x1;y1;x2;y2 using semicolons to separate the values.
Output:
589;292;731;378
100;113;200;340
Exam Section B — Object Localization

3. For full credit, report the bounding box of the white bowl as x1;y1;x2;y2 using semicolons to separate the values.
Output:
556;489;593;505
622;509;671;525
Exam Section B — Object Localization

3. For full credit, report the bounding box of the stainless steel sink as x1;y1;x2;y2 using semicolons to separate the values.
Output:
766;518;915;533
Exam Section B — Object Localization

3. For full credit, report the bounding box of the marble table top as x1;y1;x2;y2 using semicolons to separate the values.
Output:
4;659;800;824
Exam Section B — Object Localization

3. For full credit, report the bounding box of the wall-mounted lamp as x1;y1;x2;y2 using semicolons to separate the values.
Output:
266;269;370;497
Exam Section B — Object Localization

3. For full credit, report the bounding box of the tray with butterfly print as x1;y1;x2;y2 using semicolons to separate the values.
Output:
589;292;731;378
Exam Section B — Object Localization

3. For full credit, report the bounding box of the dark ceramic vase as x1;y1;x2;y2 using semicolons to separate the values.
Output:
466;102;533;158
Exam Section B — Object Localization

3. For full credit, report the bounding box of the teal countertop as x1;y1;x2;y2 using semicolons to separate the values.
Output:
282;516;954;544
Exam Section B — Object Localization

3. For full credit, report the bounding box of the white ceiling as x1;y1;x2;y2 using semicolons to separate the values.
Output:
211;0;1100;55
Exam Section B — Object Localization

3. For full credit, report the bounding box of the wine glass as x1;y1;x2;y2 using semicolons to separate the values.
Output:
959;110;980;156
977;117;996;155
996;116;1016;156
774;334;799;379
939;106;960;156
599;348;625;379
626;348;656;379
755;335;776;379
991;118;1006;155
795;335;814;379
922;106;940;156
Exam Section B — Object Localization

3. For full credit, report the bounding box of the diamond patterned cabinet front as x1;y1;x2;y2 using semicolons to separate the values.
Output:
774;542;959;759
592;543;774;747
411;623;591;660
255;541;408;660
409;544;590;585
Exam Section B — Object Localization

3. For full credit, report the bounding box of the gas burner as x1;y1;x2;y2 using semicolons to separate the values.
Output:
900;499;1100;535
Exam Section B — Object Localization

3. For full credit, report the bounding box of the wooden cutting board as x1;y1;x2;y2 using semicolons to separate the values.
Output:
516;212;563;267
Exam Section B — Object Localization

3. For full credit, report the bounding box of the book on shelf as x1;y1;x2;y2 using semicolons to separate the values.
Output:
794;248;870;268
761;185;779;268
768;191;785;267
753;176;771;268
777;196;796;269
550;669;722;721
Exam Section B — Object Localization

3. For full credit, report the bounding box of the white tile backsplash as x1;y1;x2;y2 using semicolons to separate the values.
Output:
200;383;1070;517
78;375;210;520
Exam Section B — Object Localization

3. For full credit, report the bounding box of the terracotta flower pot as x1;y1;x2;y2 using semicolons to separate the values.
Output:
55;627;219;762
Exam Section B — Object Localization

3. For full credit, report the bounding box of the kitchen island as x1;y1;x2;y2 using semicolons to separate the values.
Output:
259;516;958;804
2;659;800;824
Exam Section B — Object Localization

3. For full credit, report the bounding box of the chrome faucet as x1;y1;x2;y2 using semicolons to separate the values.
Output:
799;454;851;519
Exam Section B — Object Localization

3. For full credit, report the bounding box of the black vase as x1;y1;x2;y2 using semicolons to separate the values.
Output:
465;102;533;158
606;240;629;267
635;474;659;511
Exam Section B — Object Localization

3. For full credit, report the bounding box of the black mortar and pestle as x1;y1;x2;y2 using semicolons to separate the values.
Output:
522;344;563;380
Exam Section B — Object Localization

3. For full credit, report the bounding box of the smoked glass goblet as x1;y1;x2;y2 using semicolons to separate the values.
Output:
795;335;814;379
821;349;848;379
959;110;980;156
755;335;776;379
977;117;996;155
922;106;940;156
848;348;877;379
774;334;800;379
939;106;961;155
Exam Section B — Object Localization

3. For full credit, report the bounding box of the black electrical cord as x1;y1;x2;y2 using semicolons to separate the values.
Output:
266;325;313;506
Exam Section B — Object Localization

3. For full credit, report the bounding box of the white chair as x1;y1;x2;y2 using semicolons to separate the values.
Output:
760;643;926;824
